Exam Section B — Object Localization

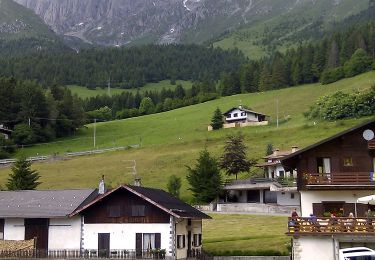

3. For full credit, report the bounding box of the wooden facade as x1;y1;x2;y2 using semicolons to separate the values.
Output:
283;121;375;190
82;189;170;224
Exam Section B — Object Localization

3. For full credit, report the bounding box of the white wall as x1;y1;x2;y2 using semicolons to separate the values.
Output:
176;219;188;259
300;190;375;217
49;216;81;250
294;237;335;260
83;223;170;252
225;109;247;121
277;192;300;206
4;219;24;240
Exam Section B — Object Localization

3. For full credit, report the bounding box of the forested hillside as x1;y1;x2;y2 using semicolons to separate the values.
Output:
0;44;246;87
218;21;375;96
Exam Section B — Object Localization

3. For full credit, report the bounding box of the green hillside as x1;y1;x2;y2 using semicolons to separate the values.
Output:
0;72;374;199
213;0;369;58
68;80;193;99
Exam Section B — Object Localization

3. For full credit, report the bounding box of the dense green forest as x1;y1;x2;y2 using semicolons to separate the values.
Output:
218;20;375;96
0;44;246;87
0;78;85;158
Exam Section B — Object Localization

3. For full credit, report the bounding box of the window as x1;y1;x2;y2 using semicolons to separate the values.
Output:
137;233;161;251
241;112;246;116
317;158;331;173
233;113;238;118
291;193;295;199
177;235;185;249
227;114;231;118
343;157;354;166
108;205;122;217
193;234;202;247
132;205;146;217
278;170;285;178
187;219;191;226
0;219;3;240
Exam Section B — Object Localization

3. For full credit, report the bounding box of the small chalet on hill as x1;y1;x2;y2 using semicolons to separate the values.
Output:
282;119;375;260
217;106;268;130
0;182;210;259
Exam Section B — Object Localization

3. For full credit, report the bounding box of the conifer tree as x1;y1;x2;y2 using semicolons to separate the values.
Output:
219;133;255;180
7;157;41;190
167;175;182;198
186;149;222;203
211;108;224;130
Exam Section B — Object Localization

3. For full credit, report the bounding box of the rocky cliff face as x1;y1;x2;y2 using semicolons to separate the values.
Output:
12;0;350;46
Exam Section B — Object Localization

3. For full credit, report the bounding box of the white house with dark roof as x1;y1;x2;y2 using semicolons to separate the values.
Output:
223;106;268;124
0;183;210;259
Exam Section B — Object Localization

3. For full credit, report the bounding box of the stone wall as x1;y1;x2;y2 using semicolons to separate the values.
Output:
216;203;300;215
214;256;290;260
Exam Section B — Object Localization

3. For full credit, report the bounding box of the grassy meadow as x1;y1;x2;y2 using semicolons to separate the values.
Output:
203;214;289;255
0;71;374;200
67;80;192;99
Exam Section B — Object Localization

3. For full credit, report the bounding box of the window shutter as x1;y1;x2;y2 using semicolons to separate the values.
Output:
155;233;161;249
312;203;324;217
136;233;142;256
177;235;181;249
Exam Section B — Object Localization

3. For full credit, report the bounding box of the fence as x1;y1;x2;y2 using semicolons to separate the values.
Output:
0;146;138;166
0;249;166;259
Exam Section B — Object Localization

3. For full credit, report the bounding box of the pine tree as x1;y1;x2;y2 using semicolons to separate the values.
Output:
167;175;182;198
219;133;255;180
7;157;41;190
211;108;224;130
266;143;274;156
186;149;222;203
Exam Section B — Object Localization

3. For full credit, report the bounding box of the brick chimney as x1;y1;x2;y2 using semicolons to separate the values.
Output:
98;175;106;195
134;177;142;187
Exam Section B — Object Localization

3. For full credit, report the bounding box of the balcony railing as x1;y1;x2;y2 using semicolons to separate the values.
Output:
0;249;167;259
304;172;375;186
369;139;375;149
287;217;375;235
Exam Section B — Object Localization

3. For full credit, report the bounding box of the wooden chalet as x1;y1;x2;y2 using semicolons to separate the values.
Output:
0;183;210;259
281;119;375;260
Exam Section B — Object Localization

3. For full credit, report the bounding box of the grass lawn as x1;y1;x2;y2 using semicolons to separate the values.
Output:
0;72;374;199
67;80;192;99
203;214;289;255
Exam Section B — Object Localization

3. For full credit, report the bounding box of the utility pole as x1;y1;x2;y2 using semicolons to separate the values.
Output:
276;99;279;128
93;118;97;148
28;117;31;127
107;76;111;97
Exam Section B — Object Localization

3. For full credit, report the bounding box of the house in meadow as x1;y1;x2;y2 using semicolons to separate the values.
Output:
216;146;300;214
0;179;210;259
222;106;268;128
282;119;375;260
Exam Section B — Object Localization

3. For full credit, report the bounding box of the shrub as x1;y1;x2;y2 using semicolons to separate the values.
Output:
343;49;372;77
320;67;344;84
305;86;375;121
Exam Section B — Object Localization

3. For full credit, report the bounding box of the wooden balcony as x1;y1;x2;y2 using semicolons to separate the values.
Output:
304;172;375;188
369;139;375;149
287;217;375;236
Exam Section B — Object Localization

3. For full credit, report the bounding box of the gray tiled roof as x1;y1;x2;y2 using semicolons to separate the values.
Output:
0;189;96;218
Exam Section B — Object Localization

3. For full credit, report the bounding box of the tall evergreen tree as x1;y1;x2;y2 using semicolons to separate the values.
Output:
211;108;224;130
7;157;41;190
186;149;222;203
219;133;255;180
